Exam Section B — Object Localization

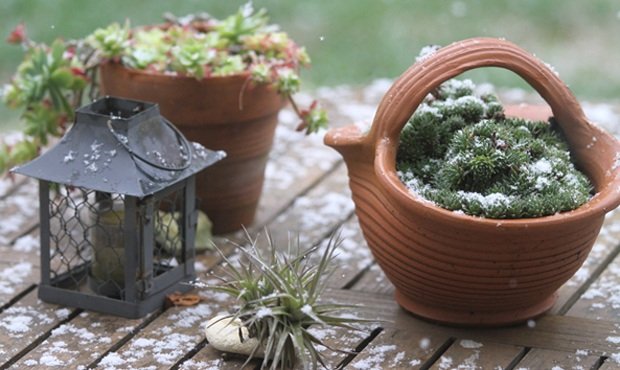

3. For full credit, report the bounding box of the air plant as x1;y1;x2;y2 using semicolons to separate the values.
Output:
207;230;368;370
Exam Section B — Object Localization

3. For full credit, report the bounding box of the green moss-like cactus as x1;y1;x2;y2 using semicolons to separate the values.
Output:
397;79;593;219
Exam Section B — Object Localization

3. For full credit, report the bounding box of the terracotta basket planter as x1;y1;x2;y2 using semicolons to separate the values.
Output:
100;63;286;234
325;38;620;326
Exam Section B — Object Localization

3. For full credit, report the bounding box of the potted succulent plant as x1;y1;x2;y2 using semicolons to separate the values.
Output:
1;3;327;234
325;38;620;326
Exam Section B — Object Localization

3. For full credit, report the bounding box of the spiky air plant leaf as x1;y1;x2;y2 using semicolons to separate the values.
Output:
206;230;370;370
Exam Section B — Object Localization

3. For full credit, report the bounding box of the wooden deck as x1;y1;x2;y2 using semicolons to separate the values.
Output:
0;82;619;369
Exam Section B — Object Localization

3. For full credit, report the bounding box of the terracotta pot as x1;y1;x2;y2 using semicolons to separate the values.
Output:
100;63;286;234
325;38;620;326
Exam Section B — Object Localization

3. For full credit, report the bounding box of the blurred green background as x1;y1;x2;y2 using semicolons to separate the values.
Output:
1;0;619;131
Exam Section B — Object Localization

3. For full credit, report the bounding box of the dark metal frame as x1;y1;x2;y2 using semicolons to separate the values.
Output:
38;178;197;319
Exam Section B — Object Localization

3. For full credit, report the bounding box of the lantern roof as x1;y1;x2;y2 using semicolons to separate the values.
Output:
13;97;225;197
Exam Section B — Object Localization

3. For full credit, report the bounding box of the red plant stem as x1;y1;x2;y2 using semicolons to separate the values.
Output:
287;94;302;117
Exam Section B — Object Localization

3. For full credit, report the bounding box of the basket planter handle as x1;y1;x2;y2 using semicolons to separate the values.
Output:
371;38;620;194
325;37;620;214
370;38;593;153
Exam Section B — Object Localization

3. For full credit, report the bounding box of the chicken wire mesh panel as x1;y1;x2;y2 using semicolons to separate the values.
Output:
43;183;191;303
47;186;96;290
153;189;187;277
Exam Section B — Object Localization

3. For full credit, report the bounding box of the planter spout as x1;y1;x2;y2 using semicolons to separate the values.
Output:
324;124;373;165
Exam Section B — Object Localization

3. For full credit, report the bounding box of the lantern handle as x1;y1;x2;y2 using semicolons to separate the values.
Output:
107;118;193;172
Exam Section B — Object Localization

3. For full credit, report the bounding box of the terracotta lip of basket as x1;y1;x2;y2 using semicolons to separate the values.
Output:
375;124;620;230
327;37;620;229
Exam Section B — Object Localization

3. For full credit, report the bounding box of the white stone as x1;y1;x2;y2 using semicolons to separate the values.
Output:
204;314;263;357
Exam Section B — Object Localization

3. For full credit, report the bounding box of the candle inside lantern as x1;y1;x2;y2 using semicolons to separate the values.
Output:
88;195;126;297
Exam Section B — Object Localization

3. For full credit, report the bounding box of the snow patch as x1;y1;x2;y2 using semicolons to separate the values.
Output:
607;336;620;344
459;339;483;349
13;234;39;252
351;344;397;369
0;262;33;295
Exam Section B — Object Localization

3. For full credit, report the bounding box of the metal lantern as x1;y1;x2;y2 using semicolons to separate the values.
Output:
12;97;224;318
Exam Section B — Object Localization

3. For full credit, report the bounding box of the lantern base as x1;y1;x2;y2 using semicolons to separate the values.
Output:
40;263;196;319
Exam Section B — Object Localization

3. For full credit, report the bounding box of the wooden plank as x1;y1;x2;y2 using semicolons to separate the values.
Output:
256;123;343;228
0;254;38;308
255;86;372;230
0;230;40;307
318;287;454;370
600;358;620;370
566;248;620;321
0;290;77;367
319;289;620;357
449;315;620;358
323;214;374;288
429;340;521;370
93;295;234;370
552;208;620;314
0;232;40;265
511;211;620;368
295;324;377;370
344;327;449;369
350;263;395;296
0;177;39;246
561;239;620;368
177;346;245;370
0;175;28;200
9;310;150;369
516;348;601;370
257;161;353;248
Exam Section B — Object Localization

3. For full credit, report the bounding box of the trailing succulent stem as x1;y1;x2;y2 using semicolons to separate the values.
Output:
1;34;92;172
1;2;327;173
397;79;593;219
207;230;368;370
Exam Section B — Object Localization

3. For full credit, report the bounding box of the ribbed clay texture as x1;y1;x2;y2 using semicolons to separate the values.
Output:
325;38;620;326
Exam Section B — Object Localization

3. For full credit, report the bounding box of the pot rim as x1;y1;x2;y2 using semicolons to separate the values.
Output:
375;123;620;229
100;61;257;83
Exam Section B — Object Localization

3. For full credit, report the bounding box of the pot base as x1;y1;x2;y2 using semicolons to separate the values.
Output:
394;290;558;327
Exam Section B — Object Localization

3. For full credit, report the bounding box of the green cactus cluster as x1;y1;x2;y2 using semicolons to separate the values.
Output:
397;79;593;219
